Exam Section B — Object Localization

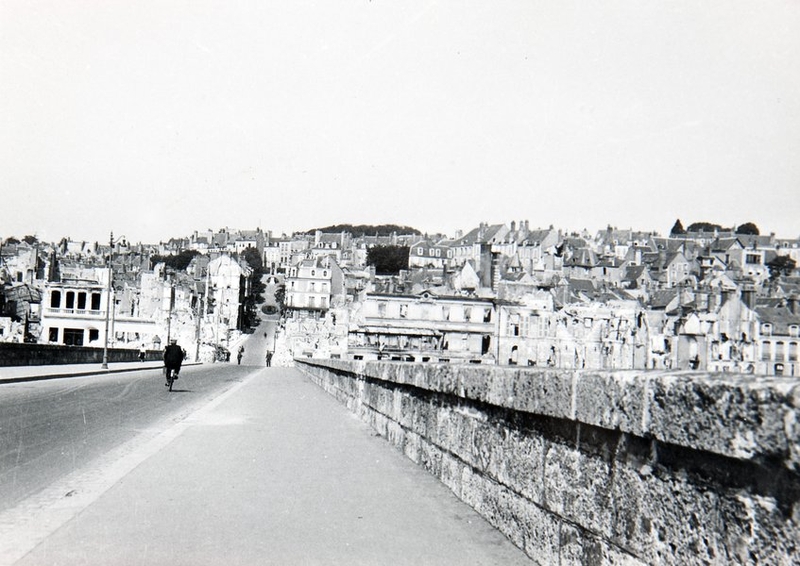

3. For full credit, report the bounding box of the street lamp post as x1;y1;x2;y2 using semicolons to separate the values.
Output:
101;232;125;369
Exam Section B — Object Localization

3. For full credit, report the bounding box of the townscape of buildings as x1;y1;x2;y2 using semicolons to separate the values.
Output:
2;221;799;376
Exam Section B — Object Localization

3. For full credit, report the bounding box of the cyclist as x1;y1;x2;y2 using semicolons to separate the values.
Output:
163;338;185;386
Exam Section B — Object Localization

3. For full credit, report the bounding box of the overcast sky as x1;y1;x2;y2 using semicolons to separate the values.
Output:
2;1;798;244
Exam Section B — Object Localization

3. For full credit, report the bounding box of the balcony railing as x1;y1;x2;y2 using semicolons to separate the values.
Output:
43;307;105;317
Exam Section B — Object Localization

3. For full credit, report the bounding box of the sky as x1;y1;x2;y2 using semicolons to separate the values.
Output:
1;1;799;244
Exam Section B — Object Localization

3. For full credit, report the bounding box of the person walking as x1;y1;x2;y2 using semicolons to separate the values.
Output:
237;345;244;365
265;350;273;367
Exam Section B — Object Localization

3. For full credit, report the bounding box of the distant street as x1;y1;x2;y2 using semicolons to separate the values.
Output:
238;315;278;366
0;363;256;515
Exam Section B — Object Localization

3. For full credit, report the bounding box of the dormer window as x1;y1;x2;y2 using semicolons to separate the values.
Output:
761;323;772;336
790;325;799;338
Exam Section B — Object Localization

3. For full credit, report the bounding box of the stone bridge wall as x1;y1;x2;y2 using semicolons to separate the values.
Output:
295;359;799;565
0;342;161;366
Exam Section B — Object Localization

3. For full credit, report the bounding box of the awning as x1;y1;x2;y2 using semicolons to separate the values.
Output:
355;326;440;337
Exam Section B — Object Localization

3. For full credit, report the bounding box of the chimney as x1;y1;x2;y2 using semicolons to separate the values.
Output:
788;294;799;315
510;221;516;233
740;285;756;310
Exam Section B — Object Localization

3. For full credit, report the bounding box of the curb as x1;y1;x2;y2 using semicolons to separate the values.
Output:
0;363;202;385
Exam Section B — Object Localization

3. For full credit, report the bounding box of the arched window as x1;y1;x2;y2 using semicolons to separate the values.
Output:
51;290;62;308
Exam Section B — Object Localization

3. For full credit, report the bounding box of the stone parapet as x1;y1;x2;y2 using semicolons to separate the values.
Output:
296;359;800;565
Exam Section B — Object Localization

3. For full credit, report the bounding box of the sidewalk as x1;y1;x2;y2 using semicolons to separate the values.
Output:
0;361;201;384
4;366;533;566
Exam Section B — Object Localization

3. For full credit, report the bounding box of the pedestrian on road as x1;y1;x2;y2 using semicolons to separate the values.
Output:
265;350;273;367
139;344;146;362
237;345;244;365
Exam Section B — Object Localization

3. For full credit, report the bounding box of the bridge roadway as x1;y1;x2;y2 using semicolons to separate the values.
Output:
0;360;533;566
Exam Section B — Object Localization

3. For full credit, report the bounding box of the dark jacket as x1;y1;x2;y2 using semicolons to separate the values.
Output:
163;344;185;367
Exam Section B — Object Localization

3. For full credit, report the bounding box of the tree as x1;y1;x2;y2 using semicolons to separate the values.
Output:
240;247;263;271
766;255;797;281
22;235;39;245
735;222;760;235
686;222;724;233
670;219;685;235
367;245;410;275
274;284;286;315
150;250;201;271
238;247;266;329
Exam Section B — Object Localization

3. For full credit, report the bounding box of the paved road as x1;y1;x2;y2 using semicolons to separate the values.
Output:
0;363;255;515
1;365;533;565
237;316;278;367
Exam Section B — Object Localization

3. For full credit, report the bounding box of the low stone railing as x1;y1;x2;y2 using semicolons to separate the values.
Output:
0;342;161;366
295;359;800;565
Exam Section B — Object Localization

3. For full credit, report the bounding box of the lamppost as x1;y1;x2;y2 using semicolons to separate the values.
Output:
101;232;126;369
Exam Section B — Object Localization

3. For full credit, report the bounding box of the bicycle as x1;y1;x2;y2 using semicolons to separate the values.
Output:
165;366;179;391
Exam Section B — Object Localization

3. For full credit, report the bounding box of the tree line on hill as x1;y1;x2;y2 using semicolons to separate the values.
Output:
670;219;760;235
304;224;421;237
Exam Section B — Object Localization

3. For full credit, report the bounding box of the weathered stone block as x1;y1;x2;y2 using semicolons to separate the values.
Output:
497;428;546;505
403;430;421;463
419;440;443;477
610;462;726;565
542;439;614;538
648;374;799;466
512;369;573;419
575;371;647;436
718;491;799;565
518;498;561;566
486;367;519;408
456;364;492;402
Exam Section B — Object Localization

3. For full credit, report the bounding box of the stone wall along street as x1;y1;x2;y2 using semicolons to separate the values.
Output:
296;359;800;565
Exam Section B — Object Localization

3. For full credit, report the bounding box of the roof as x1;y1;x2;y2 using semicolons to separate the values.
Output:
755;306;800;334
649;289;679;309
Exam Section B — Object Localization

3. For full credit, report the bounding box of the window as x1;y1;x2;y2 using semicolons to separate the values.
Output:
483;309;491;323
65;291;75;309
789;342;798;362
761;323;772;336
418;247;424;255
51;291;61;308
790;325;799;338
77;292;87;310
91;293;101;310
378;302;387;317
745;253;761;265
761;341;771;361
775;342;785;362
63;328;84;346
89;329;100;342
48;328;58;342
463;307;472;321
399;304;408;318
